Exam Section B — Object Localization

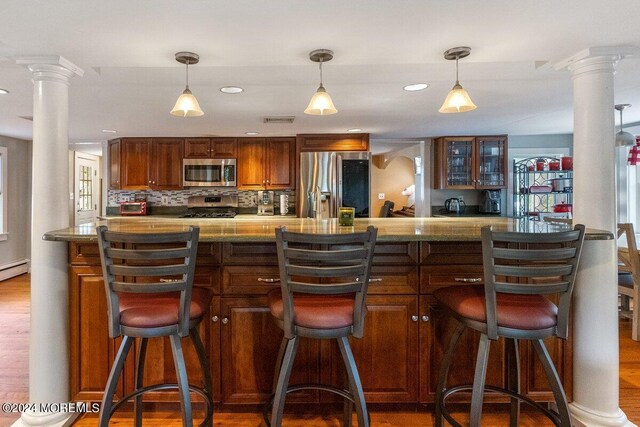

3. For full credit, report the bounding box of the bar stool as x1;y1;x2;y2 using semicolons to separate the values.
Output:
434;224;585;427
267;225;377;427
96;225;214;427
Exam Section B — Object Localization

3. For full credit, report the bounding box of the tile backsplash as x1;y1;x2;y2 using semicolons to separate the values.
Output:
108;188;295;209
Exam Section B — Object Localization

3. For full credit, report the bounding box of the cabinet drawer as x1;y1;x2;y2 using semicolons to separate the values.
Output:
373;242;419;265
420;242;482;265
368;265;419;294
194;267;221;294
222;242;277;265
196;243;222;265
70;242;101;266
420;265;484;294
222;266;281;295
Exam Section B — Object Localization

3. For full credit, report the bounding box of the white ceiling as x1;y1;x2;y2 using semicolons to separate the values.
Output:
1;0;640;147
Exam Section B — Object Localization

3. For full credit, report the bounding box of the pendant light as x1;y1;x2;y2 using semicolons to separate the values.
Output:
170;52;204;117
615;104;635;146
439;46;477;114
304;49;338;115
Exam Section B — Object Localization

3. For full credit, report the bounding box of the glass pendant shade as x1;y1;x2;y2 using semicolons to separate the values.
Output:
304;85;338;115
171;88;204;117
439;82;477;113
617;131;636;147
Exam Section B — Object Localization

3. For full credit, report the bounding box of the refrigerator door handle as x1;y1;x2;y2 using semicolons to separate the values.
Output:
336;154;343;214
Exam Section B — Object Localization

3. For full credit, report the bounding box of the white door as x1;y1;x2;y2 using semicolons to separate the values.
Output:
74;154;100;225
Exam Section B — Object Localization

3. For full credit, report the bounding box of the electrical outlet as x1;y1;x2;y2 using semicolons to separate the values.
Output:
378;193;385;200
161;195;169;205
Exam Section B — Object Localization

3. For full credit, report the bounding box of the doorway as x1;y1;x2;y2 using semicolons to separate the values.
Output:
73;152;101;225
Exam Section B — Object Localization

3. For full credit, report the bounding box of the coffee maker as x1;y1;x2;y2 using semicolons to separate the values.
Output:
480;190;501;214
257;190;274;216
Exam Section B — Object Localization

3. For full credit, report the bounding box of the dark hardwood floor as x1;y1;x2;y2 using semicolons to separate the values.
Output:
1;274;638;426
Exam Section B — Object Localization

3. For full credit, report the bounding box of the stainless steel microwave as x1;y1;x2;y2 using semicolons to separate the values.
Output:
183;158;236;187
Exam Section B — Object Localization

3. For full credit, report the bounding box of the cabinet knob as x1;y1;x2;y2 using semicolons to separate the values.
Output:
211;315;219;323
221;317;229;325
266;180;270;184
411;315;419;322
421;315;430;322
257;277;280;283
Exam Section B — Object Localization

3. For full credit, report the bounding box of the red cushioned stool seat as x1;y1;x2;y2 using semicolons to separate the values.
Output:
433;285;558;331
119;287;211;329
268;289;356;330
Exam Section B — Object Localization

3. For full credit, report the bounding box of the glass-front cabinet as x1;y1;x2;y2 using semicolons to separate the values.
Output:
433;135;508;190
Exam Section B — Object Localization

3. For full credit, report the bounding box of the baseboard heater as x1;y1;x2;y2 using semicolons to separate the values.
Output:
0;259;29;282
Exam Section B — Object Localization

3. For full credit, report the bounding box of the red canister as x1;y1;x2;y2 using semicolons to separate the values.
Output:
561;156;573;170
536;159;546;171
549;160;560;171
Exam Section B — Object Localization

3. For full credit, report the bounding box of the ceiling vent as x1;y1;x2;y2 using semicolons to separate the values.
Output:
263;116;295;124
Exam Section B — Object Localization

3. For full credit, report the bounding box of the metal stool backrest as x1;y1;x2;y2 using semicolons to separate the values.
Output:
275;225;377;339
97;225;200;338
481;224;585;340
617;223;640;278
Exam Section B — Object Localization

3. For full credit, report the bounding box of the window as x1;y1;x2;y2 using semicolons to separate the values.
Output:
0;146;7;239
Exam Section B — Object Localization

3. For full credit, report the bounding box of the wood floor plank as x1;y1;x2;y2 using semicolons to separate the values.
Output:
1;274;639;426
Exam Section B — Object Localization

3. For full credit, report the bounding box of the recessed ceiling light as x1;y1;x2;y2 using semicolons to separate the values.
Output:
347;128;362;132
245;132;259;135
403;83;429;92
101;129;117;133
220;86;244;94
0;88;9;94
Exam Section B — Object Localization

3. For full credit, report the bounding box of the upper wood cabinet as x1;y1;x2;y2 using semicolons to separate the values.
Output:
109;138;183;190
433;135;508;190
184;138;237;159
237;137;295;190
297;133;369;152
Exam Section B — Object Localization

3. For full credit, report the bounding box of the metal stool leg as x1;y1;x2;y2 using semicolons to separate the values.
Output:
134;337;148;427
470;333;491;427
99;335;134;427
271;337;299;427
170;334;193;427
191;327;213;427
506;338;521;427
532;339;571;426
435;322;465;427
272;337;288;394
337;336;369;427
342;396;353;427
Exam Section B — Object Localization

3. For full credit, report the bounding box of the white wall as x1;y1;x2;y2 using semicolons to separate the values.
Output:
0;135;32;268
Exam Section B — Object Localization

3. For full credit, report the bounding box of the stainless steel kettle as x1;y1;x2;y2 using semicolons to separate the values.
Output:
444;197;465;213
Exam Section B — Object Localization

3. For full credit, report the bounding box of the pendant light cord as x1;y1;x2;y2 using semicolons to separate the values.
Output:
319;57;324;87
619;108;624;133
185;60;190;90
455;55;460;84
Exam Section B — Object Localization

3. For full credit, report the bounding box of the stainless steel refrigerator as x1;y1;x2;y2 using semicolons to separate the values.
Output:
299;151;370;218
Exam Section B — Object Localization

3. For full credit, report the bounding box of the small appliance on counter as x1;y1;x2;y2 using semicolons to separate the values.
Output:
180;195;238;218
120;201;147;216
444;197;465;214
479;190;501;214
257;190;275;216
279;194;289;216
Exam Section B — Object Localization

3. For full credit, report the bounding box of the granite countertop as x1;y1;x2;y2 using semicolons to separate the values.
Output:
44;217;612;242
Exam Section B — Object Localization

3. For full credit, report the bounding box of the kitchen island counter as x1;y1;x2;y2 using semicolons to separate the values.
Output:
44;216;611;242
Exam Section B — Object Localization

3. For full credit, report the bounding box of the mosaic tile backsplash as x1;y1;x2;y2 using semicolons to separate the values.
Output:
108;188;296;209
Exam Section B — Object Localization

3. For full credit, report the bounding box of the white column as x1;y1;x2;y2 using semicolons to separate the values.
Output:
555;47;638;427
14;56;83;427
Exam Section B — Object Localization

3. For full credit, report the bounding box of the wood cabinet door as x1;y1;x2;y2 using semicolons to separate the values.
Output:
211;138;237;158
151;138;183;190
321;295;419;403
297;133;369;152
70;266;123;401
265;138;295;189
220;297;320;404
419;296;506;403
184;138;212;158
237;138;266;189
108;139;121;190
434;137;476;190
475;136;508;189
121;138;152;190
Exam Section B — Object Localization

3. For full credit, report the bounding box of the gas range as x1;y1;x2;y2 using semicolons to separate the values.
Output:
179;195;238;219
